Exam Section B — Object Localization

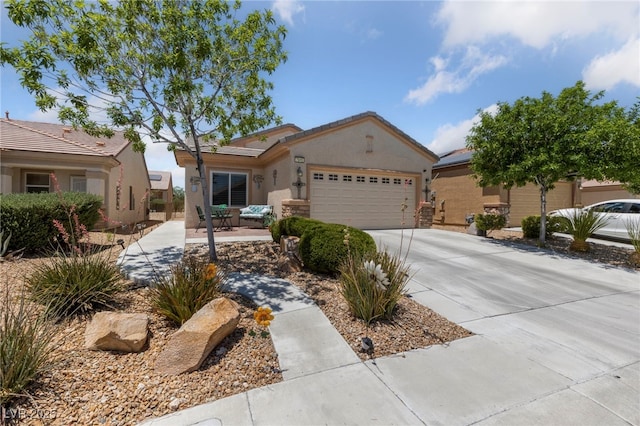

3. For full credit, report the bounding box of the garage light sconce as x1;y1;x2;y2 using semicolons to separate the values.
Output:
272;169;277;185
190;176;201;192
253;174;264;189
292;166;306;199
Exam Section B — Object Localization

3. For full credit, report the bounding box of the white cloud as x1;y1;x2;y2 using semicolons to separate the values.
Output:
583;37;640;90
405;48;507;105
427;104;498;155
272;0;305;26
436;1;638;49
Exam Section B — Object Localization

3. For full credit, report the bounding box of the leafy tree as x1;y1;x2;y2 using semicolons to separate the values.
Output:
466;81;636;244
0;0;287;261
585;100;640;194
172;186;185;212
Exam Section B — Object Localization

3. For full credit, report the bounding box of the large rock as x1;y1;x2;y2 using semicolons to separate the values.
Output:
85;312;149;353
155;297;240;375
278;236;303;273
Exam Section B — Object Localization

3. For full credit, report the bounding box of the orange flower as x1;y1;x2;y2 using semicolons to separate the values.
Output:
205;263;217;281
254;307;274;327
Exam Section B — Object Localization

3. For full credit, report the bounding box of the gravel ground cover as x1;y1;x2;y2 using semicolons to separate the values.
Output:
2;225;636;425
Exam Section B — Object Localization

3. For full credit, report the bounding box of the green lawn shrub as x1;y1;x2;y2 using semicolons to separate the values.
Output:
521;215;566;239
0;192;102;253
474;213;507;235
298;223;376;274
151;257;225;326
270;216;323;243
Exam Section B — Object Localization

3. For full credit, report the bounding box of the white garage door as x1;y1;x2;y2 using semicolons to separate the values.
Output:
309;169;417;229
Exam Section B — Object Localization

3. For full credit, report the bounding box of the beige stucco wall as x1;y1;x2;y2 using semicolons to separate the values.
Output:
431;164;500;226
286;120;433;213
580;186;638;206
105;144;150;226
509;182;573;226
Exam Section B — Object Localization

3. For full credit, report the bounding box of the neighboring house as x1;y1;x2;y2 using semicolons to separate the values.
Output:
0;117;150;227
149;170;174;221
431;148;575;228
577;180;637;206
175;111;439;229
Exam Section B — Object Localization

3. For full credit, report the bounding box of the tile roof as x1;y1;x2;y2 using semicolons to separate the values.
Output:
0;119;130;157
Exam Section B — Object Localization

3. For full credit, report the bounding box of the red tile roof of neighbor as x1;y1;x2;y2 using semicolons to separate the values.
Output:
0;118;130;157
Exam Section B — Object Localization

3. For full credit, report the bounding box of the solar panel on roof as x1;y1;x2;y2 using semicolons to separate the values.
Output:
149;174;163;181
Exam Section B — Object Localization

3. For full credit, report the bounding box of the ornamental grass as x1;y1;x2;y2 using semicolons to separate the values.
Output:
560;209;609;252
26;251;122;318
151;257;225;326
625;218;640;266
0;288;56;406
339;250;411;325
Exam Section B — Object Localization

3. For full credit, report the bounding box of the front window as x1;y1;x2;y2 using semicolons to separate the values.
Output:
25;172;50;193
211;172;248;207
70;176;87;193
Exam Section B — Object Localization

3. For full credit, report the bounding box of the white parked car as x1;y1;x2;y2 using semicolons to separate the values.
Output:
549;199;640;242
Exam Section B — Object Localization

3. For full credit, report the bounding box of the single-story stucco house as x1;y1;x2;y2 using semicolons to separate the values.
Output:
431;148;638;228
149;170;174;221
175;111;439;230
0;117;150;227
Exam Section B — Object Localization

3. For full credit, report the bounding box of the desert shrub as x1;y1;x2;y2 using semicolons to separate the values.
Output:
561;209;609;252
1;289;55;405
270;216;323;243
298;223;376;274
474;213;506;235
26;252;122;318
521;215;566;239
151;257;225;326
0;192;102;253
626;218;640;265
339;250;410;324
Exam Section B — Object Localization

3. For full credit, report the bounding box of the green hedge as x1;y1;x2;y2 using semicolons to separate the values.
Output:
0;193;103;253
270;216;323;243
521;215;566;239
474;213;507;232
299;223;376;274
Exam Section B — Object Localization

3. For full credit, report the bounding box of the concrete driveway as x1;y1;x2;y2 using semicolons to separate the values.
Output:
367;228;640;425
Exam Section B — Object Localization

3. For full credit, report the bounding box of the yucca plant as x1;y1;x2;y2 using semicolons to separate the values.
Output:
561;209;609;252
339;250;410;324
1;288;55;406
625;218;640;266
26;252;122;318
151;256;225;326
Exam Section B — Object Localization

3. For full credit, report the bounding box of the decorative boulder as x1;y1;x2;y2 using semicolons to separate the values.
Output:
278;236;303;273
155;297;240;375
85;312;149;353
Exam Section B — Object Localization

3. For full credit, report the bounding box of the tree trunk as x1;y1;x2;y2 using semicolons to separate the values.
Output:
196;157;217;262
539;182;548;245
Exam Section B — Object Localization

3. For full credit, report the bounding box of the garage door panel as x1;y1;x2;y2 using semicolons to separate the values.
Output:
310;170;415;229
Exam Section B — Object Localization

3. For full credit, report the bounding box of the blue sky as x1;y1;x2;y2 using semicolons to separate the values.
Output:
2;1;639;189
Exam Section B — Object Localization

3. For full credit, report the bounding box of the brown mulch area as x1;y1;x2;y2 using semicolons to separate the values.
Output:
3;223;636;425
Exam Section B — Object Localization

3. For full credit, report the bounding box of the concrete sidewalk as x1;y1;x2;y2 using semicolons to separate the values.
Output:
131;223;639;426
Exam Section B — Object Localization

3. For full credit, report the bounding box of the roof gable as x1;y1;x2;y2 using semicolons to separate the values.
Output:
272;111;438;161
148;170;173;191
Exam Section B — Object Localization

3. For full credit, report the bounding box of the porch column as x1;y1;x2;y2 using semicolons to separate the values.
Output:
86;170;109;205
0;166;13;194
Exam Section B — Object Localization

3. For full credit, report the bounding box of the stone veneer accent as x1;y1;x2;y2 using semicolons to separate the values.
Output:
417;203;433;229
282;199;310;218
483;202;510;224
